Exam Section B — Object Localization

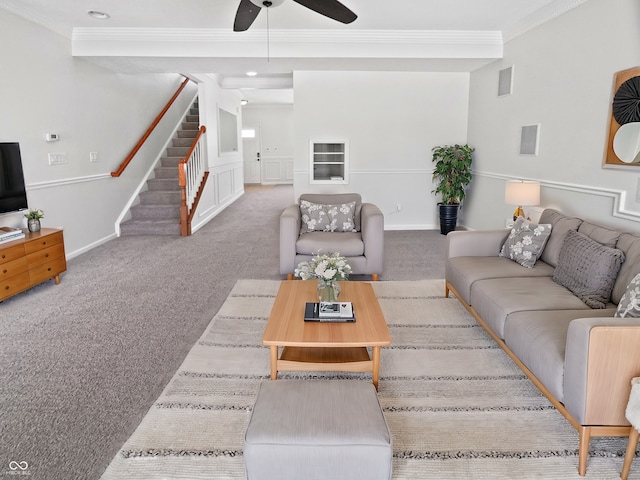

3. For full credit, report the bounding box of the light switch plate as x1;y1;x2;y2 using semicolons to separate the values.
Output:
48;153;68;165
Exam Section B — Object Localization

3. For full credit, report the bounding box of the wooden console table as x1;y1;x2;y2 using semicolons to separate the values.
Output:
0;228;67;301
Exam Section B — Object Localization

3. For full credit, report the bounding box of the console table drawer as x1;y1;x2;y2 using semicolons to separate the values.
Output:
29;256;66;285
0;272;30;301
0;257;28;280
24;231;63;255
0;244;25;264
27;243;65;266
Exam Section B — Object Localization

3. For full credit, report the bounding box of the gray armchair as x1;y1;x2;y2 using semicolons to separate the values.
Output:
280;193;384;280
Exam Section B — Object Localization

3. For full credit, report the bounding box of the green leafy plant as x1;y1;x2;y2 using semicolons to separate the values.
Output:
431;144;474;205
24;209;44;220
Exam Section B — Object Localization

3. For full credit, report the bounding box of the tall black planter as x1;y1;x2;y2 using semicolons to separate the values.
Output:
438;203;459;235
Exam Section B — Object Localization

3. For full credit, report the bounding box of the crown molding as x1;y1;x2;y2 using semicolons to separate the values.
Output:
72;27;504;62
503;0;589;43
72;27;503;45
0;0;69;38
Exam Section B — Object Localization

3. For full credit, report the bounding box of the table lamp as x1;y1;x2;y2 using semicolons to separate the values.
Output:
505;180;540;221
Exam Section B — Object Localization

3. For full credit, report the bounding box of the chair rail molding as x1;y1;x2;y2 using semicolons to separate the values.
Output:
475;170;640;222
27;173;112;190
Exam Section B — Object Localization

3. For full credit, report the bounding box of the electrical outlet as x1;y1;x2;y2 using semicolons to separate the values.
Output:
396;203;402;212
48;153;68;165
89;152;98;162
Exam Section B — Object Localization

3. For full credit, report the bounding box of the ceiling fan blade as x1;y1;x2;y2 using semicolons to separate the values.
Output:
234;0;262;31
293;0;357;24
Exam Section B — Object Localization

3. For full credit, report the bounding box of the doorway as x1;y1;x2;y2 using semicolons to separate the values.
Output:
242;126;261;184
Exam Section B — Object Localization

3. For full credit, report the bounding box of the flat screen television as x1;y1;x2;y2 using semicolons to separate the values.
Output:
0;142;28;215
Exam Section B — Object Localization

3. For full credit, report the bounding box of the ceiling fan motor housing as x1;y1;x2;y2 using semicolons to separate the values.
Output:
249;0;285;7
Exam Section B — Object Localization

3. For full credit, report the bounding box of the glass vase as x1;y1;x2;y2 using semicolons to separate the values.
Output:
317;280;340;302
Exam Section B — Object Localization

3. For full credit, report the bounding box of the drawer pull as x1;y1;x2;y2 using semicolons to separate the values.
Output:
45;254;49;258
41;241;47;246
2;269;6;274
4;286;9;290
1;254;5;259
47;267;52;272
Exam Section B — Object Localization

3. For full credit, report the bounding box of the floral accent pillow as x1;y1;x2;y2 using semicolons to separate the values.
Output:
615;273;640;318
499;216;552;268
299;201;357;234
326;201;357;233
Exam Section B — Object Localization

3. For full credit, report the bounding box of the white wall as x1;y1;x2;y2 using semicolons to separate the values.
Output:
293;71;470;229
0;9;199;257
242;105;294;185
466;0;640;232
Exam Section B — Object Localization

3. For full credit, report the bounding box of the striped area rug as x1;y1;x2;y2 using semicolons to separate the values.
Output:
100;279;634;479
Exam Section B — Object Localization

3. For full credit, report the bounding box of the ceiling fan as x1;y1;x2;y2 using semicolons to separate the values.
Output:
233;0;357;32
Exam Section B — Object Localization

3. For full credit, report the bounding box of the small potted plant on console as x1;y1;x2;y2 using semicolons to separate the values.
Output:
24;209;44;233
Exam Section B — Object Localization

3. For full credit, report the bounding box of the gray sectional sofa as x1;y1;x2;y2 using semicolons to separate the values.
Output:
445;208;640;476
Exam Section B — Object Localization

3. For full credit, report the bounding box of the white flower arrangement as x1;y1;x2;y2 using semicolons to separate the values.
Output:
294;252;352;283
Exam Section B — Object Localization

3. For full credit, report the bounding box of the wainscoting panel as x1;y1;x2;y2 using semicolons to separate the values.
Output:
262;156;293;185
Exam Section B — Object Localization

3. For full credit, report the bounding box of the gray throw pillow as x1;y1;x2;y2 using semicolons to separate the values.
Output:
326;201;357;233
299;200;330;234
299;201;358;234
499;216;552;268
615;273;640;318
553;229;625;309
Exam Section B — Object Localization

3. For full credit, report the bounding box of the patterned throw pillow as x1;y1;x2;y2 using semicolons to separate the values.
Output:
326;201;356;233
615;273;640;318
299;201;357;234
499;216;552;268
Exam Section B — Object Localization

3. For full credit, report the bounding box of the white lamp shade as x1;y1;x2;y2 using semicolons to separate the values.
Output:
505;180;540;206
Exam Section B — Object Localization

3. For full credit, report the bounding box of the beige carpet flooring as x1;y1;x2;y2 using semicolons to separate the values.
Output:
100;279;636;479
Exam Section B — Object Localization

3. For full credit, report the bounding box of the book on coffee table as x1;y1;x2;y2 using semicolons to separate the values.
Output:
304;302;355;322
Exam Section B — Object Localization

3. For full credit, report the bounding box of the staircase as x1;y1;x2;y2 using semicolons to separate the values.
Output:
120;101;200;236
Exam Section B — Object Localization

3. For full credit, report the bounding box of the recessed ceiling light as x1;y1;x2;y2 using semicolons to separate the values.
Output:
246;71;258;77
87;10;110;20
241;100;248;106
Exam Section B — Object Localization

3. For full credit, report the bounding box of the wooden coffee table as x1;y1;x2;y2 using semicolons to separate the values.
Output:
262;280;392;389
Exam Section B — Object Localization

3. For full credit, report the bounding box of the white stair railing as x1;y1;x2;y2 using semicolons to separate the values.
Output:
179;125;208;236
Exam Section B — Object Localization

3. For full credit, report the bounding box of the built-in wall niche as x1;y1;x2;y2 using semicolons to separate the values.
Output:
604;66;640;166
218;107;238;154
310;140;349;184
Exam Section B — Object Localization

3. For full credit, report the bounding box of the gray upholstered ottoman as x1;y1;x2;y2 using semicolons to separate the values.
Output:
244;380;392;480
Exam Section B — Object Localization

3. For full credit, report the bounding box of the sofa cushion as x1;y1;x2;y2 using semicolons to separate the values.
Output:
615;273;640;318
447;256;555;305
538;209;583;267
578;221;621;248
499;216;552;268
612;233;640;304
553;230;625;308
470;277;591;339
504;307;616;404
299;200;357;234
296;232;364;257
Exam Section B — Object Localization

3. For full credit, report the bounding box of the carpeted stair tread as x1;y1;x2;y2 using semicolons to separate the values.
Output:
160;157;182;168
129;203;180;220
153;166;179;179
119;219;180;235
147;178;180;191
139;190;181;204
